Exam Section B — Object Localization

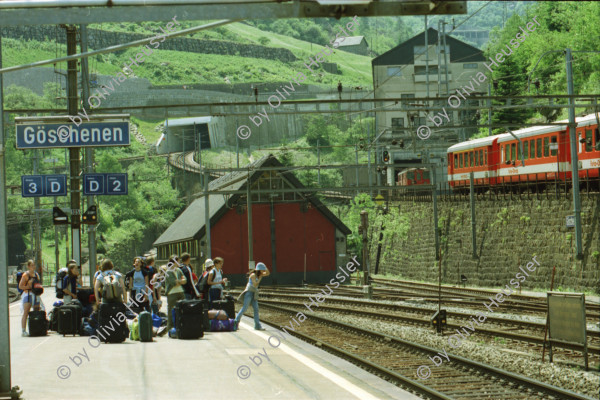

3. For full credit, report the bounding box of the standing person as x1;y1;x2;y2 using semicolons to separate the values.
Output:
234;262;270;331
145;256;160;314
94;259;127;305
19;260;42;337
165;255;187;332
196;259;214;302
179;253;199;300
207;257;227;307
126;257;150;312
62;262;80;304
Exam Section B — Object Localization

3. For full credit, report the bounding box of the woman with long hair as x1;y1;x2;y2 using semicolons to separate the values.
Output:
234;262;270;331
18;260;42;336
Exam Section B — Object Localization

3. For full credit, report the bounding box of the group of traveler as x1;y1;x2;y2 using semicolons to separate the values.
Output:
19;252;271;336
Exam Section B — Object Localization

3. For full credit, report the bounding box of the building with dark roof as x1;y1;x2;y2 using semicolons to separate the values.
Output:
153;154;351;285
371;27;487;186
332;35;370;56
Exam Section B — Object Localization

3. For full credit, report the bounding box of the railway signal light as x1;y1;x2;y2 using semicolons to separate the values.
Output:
382;150;390;163
431;309;447;333
52;207;69;225
81;205;98;225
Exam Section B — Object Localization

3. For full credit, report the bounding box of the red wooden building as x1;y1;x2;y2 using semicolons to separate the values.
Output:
153;155;351;285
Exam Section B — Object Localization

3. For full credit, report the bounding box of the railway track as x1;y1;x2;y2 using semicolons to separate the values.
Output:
250;303;596;400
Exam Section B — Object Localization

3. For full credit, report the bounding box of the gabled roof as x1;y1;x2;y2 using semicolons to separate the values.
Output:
334;36;366;47
153;154;351;246
372;27;485;67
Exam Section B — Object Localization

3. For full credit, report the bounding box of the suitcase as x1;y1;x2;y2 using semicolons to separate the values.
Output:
58;308;75;336
202;309;210;332
28;310;48;336
208;309;229;320
212;299;235;320
175;300;203;340
210;318;235;332
49;307;60;331
98;303;129;343
77;288;95;305
58;304;83;336
138;311;153;342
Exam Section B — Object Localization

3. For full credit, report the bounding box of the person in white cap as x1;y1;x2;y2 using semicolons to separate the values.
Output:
234;262;270;331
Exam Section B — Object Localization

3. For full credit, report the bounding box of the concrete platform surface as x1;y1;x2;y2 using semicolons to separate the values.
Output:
9;292;421;400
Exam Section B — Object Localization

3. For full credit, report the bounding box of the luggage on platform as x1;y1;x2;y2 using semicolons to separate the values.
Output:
138;311;153;342
98;303;129;343
209;318;235;332
48;307;60;331
212;298;235;320
208;309;229;320
28;310;48;336
174;299;203;340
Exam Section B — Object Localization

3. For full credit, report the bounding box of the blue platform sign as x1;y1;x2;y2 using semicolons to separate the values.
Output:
83;173;128;196
16;121;129;149
21;175;67;197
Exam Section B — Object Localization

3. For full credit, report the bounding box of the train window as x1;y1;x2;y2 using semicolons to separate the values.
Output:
484;150;487;165
551;136;558;156
459;153;463;168
423;170;430;180
543;137;549;157
511;143;516;161
504;145;509;162
537;138;542;158
454;154;458;168
523;141;529;160
530;140;535;159
479;150;483;165
474;151;478;166
585;130;593;152
596;128;600;150
470;151;474;167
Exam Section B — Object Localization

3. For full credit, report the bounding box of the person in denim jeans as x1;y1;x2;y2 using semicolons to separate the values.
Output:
234;262;270;331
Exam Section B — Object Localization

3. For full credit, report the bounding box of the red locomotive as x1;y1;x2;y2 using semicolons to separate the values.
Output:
447;114;600;191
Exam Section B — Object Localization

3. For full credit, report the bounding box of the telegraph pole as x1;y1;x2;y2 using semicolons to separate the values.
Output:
80;24;96;281
565;48;582;259
66;27;81;266
0;36;13;398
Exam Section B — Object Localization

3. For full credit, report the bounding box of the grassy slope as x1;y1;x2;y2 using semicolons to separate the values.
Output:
2;22;373;88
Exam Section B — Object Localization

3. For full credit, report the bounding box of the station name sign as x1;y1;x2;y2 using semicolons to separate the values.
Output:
16;121;130;149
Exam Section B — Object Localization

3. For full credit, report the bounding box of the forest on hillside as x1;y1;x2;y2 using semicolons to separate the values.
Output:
479;1;600;136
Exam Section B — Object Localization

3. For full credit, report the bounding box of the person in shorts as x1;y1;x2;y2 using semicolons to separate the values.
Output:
19;260;41;336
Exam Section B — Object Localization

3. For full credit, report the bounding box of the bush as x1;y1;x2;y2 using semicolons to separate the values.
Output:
257;36;270;45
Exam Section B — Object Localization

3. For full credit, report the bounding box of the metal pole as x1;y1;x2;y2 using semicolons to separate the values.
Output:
488;82;492;136
425;15;429;99
246;172;253;266
81;24;96;282
360;210;369;285
317;139;321;185
33;149;42;282
0;35;13;397
236;130;239;168
469;171;477;259
54;196;59;271
66;26;81;267
566;48;582;259
437;20;441;96
432;168;440;260
355;144;359;195
204;171;211;259
442;21;449;96
367;121;372;196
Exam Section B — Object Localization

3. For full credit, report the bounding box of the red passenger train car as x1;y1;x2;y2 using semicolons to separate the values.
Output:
447;114;600;191
397;168;431;186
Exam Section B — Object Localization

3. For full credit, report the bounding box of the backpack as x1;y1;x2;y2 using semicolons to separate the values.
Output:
16;272;24;294
55;268;68;298
129;318;140;341
100;272;123;303
195;270;214;298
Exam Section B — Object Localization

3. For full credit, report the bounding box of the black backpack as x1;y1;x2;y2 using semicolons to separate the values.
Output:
55;268;68;298
195;270;214;298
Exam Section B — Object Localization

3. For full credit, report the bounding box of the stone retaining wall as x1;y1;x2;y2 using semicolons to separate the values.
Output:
370;196;600;292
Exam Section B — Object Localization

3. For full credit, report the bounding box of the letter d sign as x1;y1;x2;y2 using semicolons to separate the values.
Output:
50;181;60;193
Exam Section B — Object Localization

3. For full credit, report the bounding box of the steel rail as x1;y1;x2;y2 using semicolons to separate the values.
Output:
256;302;596;400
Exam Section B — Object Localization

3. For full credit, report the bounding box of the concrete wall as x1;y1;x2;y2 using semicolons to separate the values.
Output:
371;196;600;292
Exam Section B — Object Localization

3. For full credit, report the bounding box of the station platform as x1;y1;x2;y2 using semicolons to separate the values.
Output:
9;291;420;400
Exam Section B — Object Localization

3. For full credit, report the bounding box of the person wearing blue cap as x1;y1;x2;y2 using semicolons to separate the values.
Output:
234;262;270;331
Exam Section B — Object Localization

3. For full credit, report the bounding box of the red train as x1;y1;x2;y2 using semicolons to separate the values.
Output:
447;114;600;191
397;168;431;186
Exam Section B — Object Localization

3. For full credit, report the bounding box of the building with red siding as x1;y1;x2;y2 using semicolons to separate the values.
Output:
153;154;351;286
